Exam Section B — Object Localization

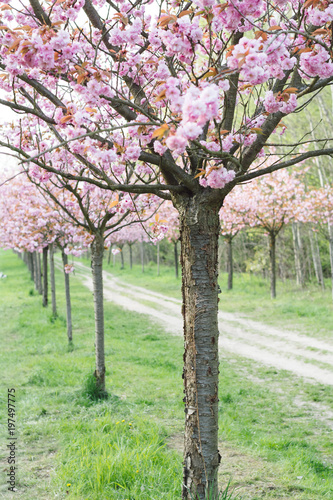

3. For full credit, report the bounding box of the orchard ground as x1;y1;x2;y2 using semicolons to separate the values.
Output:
0;250;333;499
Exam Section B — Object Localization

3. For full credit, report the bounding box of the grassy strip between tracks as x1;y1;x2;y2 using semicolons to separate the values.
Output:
0;249;332;500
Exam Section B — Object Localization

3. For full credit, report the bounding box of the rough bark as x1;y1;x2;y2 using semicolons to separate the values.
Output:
49;243;57;316
226;237;233;291
91;233;106;393
42;246;48;307
174;240;179;279
61;250;73;343
177;195;221;500
292;222;305;288
308;228;325;290
269;232;277;299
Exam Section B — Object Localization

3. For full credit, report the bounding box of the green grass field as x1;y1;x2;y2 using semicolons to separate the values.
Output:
1;250;333;499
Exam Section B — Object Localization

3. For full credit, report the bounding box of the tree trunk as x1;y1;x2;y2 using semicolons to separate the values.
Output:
129;243;133;269
178;198;221;500
91;233;106;393
292;222;305;288
226;237;233;290
174;240;179;279
140;239;145;273
28;252;34;280
120;245;124;269
157;242;160;276
42;246;48;307
328;224;333;301
107;245;112;265
49;244;57;316
269;232;277;299
61;250;73;343
37;252;43;295
308;228;325;290
33;252;39;290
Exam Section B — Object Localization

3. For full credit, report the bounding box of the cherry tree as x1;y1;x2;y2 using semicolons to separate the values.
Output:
240;168;307;298
0;173;89;335
220;187;252;290
0;0;333;496
0;173;56;305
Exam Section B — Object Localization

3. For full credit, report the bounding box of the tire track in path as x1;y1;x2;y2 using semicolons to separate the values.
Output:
74;261;333;387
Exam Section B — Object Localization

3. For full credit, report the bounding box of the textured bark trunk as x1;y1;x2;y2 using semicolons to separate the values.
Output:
308;228;325;290
226;237;233;290
328;224;333;301
178;197;221;500
269;232;277;299
91;233;106;393
42;246;48;307
174;240;179;279
157;242;160;276
292;222;305;288
62;250;73;343
37;252;43;295
49;244;57;316
129;243;133;269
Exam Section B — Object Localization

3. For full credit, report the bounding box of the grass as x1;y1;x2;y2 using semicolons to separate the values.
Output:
101;257;333;339
0;250;333;499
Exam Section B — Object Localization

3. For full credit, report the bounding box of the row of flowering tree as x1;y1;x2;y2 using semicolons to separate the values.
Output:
220;169;333;299
221;167;307;298
0;171;167;396
1;0;333;496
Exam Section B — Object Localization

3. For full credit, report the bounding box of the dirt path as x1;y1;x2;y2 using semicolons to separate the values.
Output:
74;261;333;387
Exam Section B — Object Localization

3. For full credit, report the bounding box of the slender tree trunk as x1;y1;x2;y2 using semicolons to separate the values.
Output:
308;228;325;290
107;245;112;265
49;244;57;316
129;243;133;269
61;250;73;343
91;233;106;393
42;246;48;307
292;222;305;287
28;252;34;280
33;252;39;290
269;232;277;299
328;224;333;301
226;236;233;290
157;242;160;276
120;245;124;269
37;252;43;295
174;240;179;279
141;239;145;273
178;198;221;500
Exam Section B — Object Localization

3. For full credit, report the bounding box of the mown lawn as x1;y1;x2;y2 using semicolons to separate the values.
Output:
0;250;333;499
